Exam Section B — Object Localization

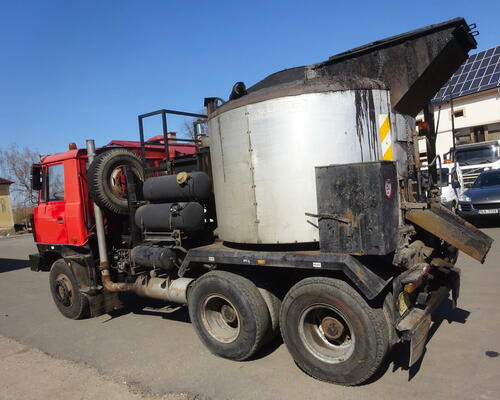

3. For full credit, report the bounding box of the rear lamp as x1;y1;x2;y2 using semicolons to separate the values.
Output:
403;264;430;294
417;121;429;135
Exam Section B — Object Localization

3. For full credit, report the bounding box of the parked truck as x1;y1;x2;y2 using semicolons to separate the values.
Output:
29;18;493;386
453;140;500;187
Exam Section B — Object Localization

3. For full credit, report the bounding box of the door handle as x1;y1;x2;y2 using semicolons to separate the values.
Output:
57;218;64;224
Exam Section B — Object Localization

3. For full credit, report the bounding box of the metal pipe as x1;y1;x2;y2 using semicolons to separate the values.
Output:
133;276;193;304
161;111;171;173
138;116;146;168
86;140;108;267
450;96;458;169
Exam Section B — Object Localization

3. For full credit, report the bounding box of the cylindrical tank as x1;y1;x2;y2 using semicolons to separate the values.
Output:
130;246;178;270
135;202;205;232
208;82;402;244
142;171;211;202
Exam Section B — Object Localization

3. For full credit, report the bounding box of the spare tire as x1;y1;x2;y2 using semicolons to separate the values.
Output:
87;149;144;214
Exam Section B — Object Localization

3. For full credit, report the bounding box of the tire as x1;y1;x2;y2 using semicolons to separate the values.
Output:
280;277;389;386
49;259;90;320
256;285;281;343
87;149;144;214
188;271;270;361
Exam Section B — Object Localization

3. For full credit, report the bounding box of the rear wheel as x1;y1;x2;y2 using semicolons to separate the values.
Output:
280;277;389;385
256;284;282;343
49;259;90;319
188;271;270;361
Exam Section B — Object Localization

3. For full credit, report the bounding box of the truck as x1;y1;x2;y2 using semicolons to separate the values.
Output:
29;18;493;386
453;140;500;187
419;164;464;212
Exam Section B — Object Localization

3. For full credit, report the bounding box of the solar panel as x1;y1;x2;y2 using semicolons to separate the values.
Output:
432;45;500;103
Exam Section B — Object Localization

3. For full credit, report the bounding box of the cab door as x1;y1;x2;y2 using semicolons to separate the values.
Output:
34;162;68;244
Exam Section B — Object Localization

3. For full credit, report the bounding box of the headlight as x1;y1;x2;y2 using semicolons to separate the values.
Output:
459;194;471;202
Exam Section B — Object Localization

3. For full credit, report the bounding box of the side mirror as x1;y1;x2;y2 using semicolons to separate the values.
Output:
452;180;461;189
31;165;43;191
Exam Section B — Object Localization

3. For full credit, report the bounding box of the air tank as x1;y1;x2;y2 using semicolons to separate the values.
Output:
142;171;211;203
207;18;476;245
135;202;205;232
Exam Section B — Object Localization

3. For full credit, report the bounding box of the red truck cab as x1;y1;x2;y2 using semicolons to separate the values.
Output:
30;137;196;267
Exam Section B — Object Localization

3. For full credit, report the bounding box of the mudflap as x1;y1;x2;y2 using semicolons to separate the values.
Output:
396;267;460;366
84;290;123;318
398;309;432;366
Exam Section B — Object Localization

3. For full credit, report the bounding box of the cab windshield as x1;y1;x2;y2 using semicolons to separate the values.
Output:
456;145;500;165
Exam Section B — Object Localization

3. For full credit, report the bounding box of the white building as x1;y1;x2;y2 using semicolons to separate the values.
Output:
418;45;500;159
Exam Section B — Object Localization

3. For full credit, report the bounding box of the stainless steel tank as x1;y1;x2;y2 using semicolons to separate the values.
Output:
208;85;400;244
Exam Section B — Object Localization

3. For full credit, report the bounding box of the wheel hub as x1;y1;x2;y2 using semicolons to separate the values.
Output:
54;273;74;307
55;279;71;306
298;304;355;364
321;316;345;340
202;294;241;343
110;167;125;197
221;304;237;324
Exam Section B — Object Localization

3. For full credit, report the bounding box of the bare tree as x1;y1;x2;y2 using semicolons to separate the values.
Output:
0;144;40;206
180;110;207;140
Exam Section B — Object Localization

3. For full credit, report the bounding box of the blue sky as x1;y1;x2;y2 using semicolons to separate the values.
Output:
1;0;499;156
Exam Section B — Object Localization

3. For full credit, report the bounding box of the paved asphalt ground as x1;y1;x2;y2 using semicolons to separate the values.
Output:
0;335;186;400
1;232;500;400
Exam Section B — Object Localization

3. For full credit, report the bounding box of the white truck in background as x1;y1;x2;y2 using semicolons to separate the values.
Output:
420;164;464;212
451;140;500;187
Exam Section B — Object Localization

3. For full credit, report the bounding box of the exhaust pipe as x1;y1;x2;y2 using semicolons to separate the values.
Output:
85;139;193;304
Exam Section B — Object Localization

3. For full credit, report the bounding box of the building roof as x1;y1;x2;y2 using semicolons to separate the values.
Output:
0;178;13;185
433;46;500;104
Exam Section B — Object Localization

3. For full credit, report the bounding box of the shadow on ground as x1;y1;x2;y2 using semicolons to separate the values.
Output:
466;217;500;229
364;298;470;385
0;258;29;273
105;293;284;360
104;288;471;383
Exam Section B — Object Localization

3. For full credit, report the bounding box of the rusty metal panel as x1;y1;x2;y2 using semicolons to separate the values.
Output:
315;161;399;255
405;203;493;263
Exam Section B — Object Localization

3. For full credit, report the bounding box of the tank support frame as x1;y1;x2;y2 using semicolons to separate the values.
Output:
178;241;392;300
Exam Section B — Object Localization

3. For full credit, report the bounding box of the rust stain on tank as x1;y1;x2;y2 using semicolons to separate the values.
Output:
355;90;379;162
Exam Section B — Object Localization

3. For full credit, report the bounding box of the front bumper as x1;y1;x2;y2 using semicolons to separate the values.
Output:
29;253;42;272
458;201;500;218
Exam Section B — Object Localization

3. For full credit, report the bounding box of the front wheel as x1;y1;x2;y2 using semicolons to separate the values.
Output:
280;277;389;386
49;259;90;319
